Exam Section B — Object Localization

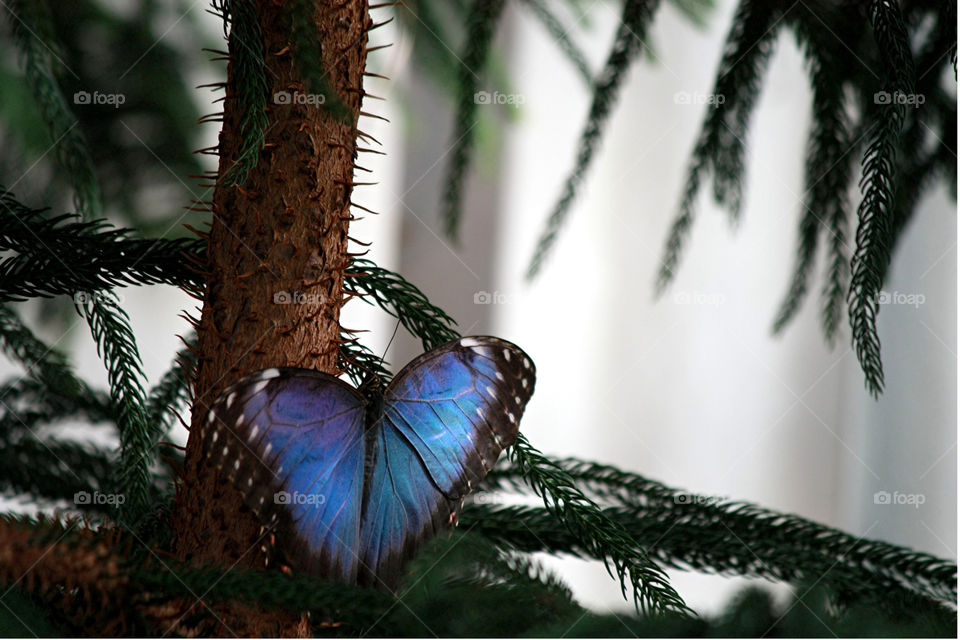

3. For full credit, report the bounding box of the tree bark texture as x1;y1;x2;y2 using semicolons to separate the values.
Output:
171;0;370;635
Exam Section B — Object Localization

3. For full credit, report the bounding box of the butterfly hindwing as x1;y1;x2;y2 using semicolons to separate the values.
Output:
358;336;536;586
201;368;366;582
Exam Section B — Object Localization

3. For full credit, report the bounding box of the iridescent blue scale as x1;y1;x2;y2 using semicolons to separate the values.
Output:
199;336;536;588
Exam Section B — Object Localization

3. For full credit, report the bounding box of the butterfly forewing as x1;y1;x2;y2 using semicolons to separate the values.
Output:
357;336;536;586
200;368;366;582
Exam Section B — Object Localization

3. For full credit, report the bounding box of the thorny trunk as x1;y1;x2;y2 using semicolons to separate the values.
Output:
170;1;371;634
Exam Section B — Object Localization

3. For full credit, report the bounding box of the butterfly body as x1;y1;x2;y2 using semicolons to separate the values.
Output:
200;336;535;588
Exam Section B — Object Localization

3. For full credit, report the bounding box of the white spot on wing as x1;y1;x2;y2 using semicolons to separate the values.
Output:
207;410;215;424
264;443;273;456
235;414;245;427
222;446;228;457
259;368;281;380
252;380;270;394
521;378;528;389
476;407;485;420
212;431;219;443
495;372;504;381
485;385;496;399
503;349;511;361
508;412;516;423
249;425;259;441
514;395;522;405
523;358;531;369
227;392;237;408
460;337;481;348
234;459;240;470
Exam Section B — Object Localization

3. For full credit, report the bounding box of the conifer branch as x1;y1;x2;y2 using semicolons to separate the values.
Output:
74;291;152;524
483;457;957;606
4;0;101;218
848;0;916;397
0;192;204;299
0;302;90;401
506;434;691;615
527;0;660;279
656;0;781;292
338;334;393;386
517;0;593;85
145;335;197;450
285;0;351;121
346;258;460;349
0;433;115;506
773;13;855;340
214;0;269;187
441;0;507;240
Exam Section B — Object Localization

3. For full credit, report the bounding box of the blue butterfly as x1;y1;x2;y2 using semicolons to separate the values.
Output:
199;335;535;588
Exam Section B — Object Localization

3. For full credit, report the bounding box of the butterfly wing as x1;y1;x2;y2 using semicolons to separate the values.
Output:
358;336;536;586
201;367;366;582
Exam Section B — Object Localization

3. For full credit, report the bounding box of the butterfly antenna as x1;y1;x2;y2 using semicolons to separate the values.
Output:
379;318;402;373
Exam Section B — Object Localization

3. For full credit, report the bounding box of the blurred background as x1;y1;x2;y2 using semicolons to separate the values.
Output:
1;0;955;615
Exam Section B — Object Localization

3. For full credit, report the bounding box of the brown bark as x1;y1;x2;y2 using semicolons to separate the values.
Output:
171;1;370;635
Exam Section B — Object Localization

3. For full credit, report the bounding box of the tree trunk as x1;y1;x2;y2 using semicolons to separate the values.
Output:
171;1;370;635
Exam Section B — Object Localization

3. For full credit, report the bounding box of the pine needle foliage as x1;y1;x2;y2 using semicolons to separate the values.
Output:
483;457;957;607
655;0;781;291
74;291;152;523
212;0;270;188
440;0;508;240
497;0;954;396
285;0;351;121
517;0;594;85
527;0;661;279
507;434;692;615
0;1;954;635
847;0;917;397
4;0;101;219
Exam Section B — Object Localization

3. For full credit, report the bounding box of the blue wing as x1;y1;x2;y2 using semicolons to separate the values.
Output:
358;336;536;587
200;368;366;582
